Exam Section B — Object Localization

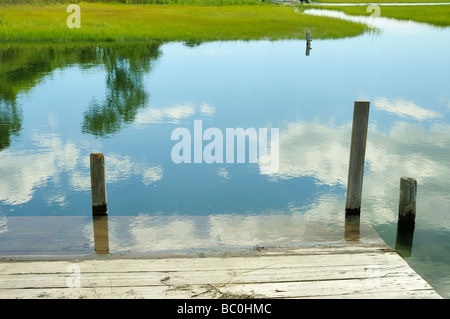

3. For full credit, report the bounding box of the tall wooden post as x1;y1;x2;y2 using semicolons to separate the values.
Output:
90;153;107;215
345;101;370;215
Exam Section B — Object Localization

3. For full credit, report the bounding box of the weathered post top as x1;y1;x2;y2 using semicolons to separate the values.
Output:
398;176;417;223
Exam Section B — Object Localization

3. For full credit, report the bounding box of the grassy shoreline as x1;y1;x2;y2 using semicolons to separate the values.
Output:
0;2;370;42
0;1;448;43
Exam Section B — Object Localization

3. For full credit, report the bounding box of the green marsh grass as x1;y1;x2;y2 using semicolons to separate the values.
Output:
0;3;369;42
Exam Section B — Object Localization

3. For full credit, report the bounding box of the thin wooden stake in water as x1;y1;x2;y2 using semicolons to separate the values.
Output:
306;32;312;56
90;153;107;215
345;101;370;215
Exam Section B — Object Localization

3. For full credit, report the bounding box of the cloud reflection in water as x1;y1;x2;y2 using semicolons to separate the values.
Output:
0;133;162;207
258;107;450;227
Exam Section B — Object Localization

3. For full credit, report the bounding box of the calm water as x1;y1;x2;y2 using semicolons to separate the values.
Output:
1;11;449;297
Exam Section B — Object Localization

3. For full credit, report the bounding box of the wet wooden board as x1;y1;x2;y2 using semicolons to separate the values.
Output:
0;241;442;299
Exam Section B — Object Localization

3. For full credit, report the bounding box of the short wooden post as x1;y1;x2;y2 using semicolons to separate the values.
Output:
395;177;417;258
398;177;417;223
90;153;107;215
345;101;370;215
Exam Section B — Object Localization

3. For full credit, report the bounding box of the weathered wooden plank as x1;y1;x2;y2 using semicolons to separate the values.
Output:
0;274;440;299
0;276;440;299
0;261;416;289
233;278;435;298
300;290;442;299
0;287;439;299
0;251;405;275
0;286;179;299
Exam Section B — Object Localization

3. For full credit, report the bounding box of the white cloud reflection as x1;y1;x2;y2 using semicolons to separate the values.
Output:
134;104;196;125
0;133;79;205
260;117;450;226
0;134;162;206
133;102;215;127
268;120;351;186
199;103;215;117
1;101;218;208
217;167;230;180
70;152;163;191
374;97;442;120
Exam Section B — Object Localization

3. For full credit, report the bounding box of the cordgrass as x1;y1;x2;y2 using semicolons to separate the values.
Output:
0;2;369;42
313;4;450;27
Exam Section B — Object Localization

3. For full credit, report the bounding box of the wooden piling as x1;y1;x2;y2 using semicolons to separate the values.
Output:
306;32;312;56
90;153;107;215
395;221;415;258
345;101;370;215
396;177;417;257
398;177;417;223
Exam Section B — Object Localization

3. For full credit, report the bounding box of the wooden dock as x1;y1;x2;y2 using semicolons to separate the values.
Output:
0;240;442;299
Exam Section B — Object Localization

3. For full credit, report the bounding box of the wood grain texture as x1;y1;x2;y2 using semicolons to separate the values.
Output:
0;241;442;299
